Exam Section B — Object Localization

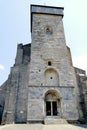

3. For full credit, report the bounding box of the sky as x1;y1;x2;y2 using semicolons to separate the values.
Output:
0;0;87;85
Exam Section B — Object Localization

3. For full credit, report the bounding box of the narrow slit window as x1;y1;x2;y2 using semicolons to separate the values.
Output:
48;61;52;66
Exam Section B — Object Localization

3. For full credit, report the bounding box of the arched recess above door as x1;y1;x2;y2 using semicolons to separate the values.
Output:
44;68;59;86
45;89;61;101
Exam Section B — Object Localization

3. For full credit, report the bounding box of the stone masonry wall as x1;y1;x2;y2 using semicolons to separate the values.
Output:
29;13;77;88
2;58;30;124
27;86;78;122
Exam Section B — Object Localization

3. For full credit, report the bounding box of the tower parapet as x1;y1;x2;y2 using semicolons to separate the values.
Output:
31;5;64;32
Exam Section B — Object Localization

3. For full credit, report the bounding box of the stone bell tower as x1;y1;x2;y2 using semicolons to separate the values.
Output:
27;5;79;123
1;4;79;124
29;5;76;86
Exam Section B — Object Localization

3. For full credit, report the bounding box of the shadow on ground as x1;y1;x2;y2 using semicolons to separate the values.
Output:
74;124;87;129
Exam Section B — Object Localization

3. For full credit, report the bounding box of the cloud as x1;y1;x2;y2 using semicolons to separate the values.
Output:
0;64;5;70
72;55;87;72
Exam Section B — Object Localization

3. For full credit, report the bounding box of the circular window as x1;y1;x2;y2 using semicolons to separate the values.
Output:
45;26;53;35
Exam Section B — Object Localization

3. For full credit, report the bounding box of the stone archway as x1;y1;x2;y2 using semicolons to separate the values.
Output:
45;90;61;117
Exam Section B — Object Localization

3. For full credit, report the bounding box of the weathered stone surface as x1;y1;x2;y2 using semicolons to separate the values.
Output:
44;118;68;124
31;5;64;16
27;86;78;122
0;4;87;125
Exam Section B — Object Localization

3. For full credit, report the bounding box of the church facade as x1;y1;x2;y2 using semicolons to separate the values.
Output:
0;5;87;124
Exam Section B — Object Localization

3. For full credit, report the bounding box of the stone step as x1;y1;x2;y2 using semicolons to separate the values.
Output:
44;118;68;124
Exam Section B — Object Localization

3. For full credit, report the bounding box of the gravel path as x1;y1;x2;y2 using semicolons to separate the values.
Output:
0;124;87;130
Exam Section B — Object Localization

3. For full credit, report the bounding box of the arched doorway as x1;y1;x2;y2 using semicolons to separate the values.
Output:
45;90;61;117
